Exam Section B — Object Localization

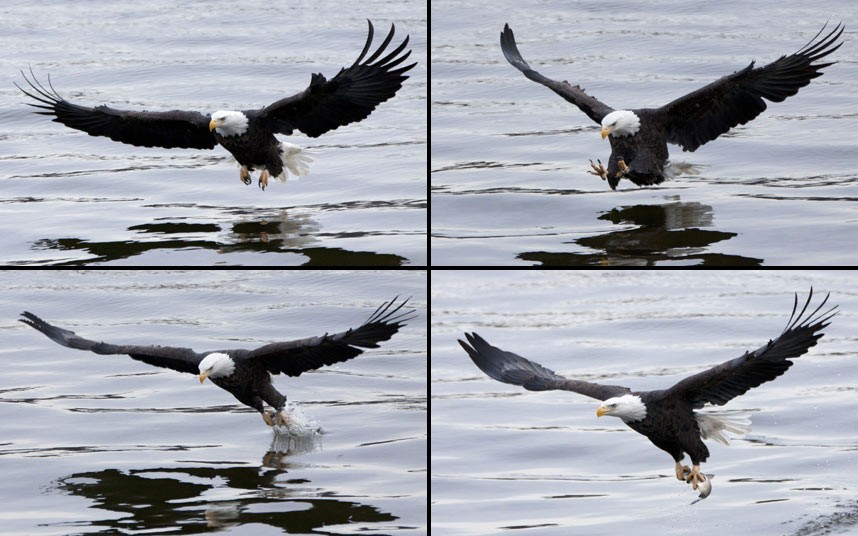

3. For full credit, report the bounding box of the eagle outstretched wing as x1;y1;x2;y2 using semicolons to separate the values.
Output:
255;20;416;138
15;70;217;150
245;296;416;377
18;312;205;374
460;332;631;401
656;22;843;152
665;289;837;408
500;23;615;125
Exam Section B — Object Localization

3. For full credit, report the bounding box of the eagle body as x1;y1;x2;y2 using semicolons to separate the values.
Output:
213;127;284;176
17;20;415;191
628;391;710;466
203;352;288;417
603;109;670;187
500;22;844;189
209;110;307;186
19;296;415;428
461;290;836;496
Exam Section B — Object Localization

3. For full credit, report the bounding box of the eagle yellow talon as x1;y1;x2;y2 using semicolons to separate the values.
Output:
588;159;608;181
240;166;252;186
259;169;270;190
617;158;630;177
276;409;290;427
261;409;276;426
676;462;691;481
685;465;705;490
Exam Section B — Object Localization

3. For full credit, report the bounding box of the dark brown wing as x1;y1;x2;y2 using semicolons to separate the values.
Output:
254;20;415;138
16;69;217;150
19;312;204;374
656;22;843;152
665;289;836;408
460;332;630;400
244;296;415;377
500;23;615;125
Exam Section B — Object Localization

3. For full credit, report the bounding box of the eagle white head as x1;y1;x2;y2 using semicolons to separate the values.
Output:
198;352;236;383
601;110;640;139
596;394;647;422
209;111;249;137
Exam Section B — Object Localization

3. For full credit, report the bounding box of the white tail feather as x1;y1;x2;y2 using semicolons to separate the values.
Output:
275;142;313;182
696;411;752;446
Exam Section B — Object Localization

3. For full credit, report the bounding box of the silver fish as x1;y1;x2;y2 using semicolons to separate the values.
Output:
682;467;713;504
690;475;713;505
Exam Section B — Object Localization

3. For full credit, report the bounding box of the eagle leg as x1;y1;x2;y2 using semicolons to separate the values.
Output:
240;166;252;186
261;409;276;426
675;461;691;481
616;158;630;178
258;169;270;191
684;464;706;490
588;159;608;181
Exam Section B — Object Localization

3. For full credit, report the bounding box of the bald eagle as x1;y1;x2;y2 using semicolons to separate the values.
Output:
459;290;835;496
19;296;414;428
500;22;844;189
17;20;415;191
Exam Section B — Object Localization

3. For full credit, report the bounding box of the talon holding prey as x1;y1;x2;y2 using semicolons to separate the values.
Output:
684;465;706;490
684;466;713;503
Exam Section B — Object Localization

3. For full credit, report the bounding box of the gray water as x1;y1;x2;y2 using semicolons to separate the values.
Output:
431;0;858;265
0;1;427;266
432;271;858;535
1;270;427;535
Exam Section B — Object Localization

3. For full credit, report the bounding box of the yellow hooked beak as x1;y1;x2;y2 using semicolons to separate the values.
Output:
596;406;608;417
601;126;612;140
209;119;219;131
199;372;209;383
